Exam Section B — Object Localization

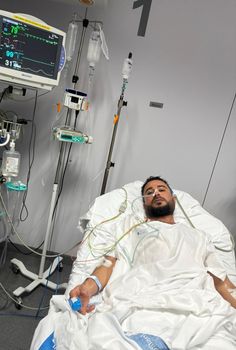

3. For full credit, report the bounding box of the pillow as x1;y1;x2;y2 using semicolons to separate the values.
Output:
79;180;204;230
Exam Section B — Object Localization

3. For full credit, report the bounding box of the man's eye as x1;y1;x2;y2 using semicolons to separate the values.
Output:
146;190;154;195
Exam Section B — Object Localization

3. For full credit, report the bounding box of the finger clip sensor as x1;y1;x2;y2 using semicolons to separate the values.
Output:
69;297;82;311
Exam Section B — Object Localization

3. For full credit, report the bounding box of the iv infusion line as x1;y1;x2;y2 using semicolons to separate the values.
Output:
5;175;234;262
174;195;195;228
175;195;235;252
0;189;82;258
20;89;38;222
1;191;232;314
0;281;49;311
1;193;234;311
130;193;235;253
0;187;128;260
0;257;61;311
87;219;147;258
9;190;236;262
0;251;61;313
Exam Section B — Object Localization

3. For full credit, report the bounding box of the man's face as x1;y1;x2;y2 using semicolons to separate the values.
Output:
142;179;175;219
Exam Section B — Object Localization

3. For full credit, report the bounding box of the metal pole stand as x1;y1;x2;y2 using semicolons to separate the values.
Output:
100;92;127;195
10;106;77;306
100;53;132;195
10;140;70;306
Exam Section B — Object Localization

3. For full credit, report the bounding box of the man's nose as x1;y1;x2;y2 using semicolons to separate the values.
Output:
152;189;160;197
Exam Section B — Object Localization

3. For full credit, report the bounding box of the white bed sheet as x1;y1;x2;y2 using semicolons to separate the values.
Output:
31;181;236;350
32;216;236;350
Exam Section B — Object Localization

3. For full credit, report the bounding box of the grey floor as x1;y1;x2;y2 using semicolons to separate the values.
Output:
0;240;73;350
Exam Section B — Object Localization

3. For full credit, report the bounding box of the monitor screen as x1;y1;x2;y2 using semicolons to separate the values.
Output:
0;11;65;90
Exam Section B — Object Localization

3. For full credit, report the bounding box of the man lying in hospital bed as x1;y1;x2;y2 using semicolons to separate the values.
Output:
31;176;236;350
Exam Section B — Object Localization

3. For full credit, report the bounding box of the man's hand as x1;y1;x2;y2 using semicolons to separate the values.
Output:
69;256;117;315
209;273;236;309
69;283;95;315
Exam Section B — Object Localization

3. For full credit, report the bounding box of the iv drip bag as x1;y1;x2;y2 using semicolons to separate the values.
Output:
65;19;79;62
98;24;109;60
1;140;20;178
87;30;101;67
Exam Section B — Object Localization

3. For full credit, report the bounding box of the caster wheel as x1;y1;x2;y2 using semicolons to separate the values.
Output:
14;297;22;310
11;263;19;274
58;261;63;272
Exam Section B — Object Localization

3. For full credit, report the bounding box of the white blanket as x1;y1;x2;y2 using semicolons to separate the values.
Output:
31;218;236;350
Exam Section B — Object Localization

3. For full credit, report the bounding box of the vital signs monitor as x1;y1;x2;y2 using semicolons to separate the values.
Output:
0;10;66;90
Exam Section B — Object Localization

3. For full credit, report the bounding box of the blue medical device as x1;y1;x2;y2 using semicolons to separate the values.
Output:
68;297;82;311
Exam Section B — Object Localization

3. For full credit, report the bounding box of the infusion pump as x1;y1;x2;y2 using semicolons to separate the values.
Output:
53;126;93;144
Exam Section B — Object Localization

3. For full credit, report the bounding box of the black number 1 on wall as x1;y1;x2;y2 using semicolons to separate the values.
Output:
133;0;152;37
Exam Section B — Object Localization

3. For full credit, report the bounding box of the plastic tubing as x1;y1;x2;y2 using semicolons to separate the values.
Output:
0;133;10;147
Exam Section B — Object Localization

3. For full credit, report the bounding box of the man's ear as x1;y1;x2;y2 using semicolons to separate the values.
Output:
172;193;177;201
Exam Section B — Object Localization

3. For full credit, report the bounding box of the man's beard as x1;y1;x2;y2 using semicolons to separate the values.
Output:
144;200;175;219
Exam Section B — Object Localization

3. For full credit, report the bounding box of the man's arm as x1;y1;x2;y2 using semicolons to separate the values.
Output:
69;256;117;314
208;272;236;308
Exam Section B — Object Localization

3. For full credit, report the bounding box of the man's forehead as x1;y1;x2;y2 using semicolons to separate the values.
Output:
144;180;168;191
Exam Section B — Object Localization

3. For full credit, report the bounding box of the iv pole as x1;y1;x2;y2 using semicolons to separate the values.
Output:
11;124;72;301
101;53;133;195
10;8;100;304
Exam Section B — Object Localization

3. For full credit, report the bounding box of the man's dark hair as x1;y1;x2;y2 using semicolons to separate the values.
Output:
141;176;173;196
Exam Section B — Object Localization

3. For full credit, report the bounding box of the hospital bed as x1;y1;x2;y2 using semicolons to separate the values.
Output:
31;180;236;350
